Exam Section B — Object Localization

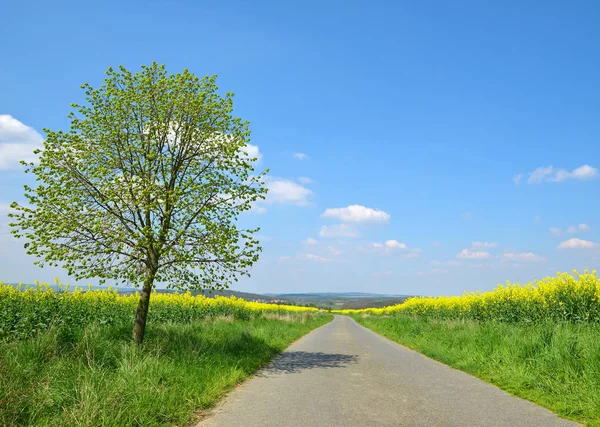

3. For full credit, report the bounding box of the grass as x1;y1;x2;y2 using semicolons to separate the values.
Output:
0;313;332;426
354;314;600;426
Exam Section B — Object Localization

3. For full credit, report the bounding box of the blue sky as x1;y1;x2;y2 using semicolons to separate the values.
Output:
1;0;599;295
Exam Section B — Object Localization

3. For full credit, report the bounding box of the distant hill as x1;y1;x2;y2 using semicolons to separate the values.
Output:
264;292;416;310
268;292;410;299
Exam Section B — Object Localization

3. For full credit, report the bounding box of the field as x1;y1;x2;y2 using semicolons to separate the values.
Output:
4;272;600;425
341;271;600;426
0;281;331;426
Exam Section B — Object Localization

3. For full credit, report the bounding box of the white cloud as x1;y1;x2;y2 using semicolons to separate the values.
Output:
322;205;390;224
571;165;598;180
461;212;472;220
513;174;523;185
527;165;599;184
264;178;312;206
534;216;542;223
293;152;309;160
250;203;267;214
550;227;563;236
579;223;591;232
385;240;407;249
278;256;292;262
243;143;262;161
0;115;43;170
528;166;553;184
297;176;314;185
566;226;578;234
319;224;359;238
305;254;332;263
502;252;546;262
372;240;421;258
472;241;499;249
456;249;490;259
557;238;597;250
431;241;441;247
302;238;318;245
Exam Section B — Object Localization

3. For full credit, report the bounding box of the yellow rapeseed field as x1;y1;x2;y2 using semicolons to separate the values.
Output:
0;279;317;341
336;271;600;323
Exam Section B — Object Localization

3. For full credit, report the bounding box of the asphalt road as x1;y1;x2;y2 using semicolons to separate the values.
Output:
199;315;578;427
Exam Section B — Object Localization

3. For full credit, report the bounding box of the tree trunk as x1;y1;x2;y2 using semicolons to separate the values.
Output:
132;267;157;345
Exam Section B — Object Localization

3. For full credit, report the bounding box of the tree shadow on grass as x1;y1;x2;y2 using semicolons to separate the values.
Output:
259;351;359;375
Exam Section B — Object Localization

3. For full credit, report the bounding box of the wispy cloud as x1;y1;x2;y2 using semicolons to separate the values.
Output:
550;227;563;236
513;174;523;185
302;238;318;245
293;152;309;160
305;254;333;263
472;241;499;249
429;260;459;267
297;176;314;185
327;246;343;256
372;240;421;258
526;165;598;184
551;224;590;236
278;253;335;263
250;203;268;214
401;249;422;259
319;224;360;238
456;249;490;259
502;252;546;262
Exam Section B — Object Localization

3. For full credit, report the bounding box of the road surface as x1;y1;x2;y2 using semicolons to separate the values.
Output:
199;315;577;427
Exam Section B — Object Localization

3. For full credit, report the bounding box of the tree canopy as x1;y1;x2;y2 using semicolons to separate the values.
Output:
10;63;267;343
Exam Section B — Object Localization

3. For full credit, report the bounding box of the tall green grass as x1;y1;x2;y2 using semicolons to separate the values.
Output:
0;313;332;426
355;315;600;426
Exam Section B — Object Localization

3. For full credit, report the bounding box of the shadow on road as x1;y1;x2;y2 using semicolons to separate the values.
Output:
259;351;358;375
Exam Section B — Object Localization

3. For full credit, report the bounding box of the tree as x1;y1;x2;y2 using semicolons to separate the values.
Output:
9;63;267;344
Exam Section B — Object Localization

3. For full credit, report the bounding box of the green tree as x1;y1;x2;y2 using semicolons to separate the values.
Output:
9;63;267;344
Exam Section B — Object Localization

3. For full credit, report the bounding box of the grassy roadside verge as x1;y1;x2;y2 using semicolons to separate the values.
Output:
0;313;332;426
353;315;600;426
